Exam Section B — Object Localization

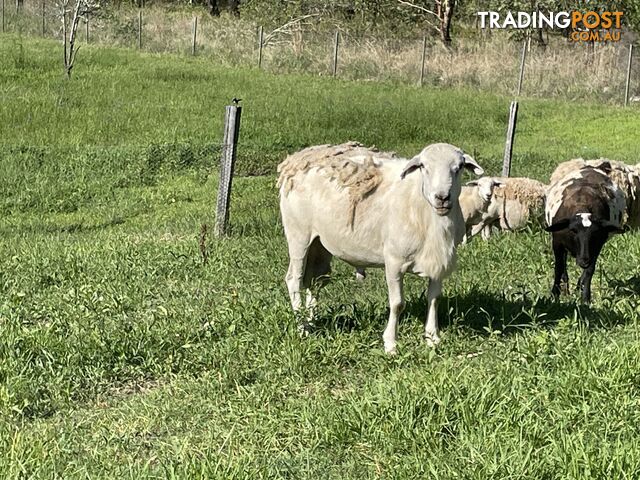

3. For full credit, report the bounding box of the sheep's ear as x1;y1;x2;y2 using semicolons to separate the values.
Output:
603;221;626;235
545;218;571;232
466;180;479;186
400;157;422;179
493;179;505;187
462;154;484;176
598;161;612;175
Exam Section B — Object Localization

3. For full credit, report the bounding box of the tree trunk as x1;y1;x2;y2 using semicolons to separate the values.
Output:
536;27;546;47
207;0;219;16
439;0;454;47
228;0;239;17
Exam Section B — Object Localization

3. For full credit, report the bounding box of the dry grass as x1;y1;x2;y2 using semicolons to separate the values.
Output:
4;3;639;102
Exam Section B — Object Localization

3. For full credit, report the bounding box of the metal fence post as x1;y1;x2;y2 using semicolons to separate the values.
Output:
624;44;634;107
332;30;339;77
138;9;142;49
257;25;263;68
516;40;527;96
502;101;518;177
191;16;198;55
215;103;242;237
419;36;427;86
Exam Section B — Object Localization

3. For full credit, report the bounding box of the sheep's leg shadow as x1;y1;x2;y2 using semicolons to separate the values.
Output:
383;264;404;355
424;278;442;347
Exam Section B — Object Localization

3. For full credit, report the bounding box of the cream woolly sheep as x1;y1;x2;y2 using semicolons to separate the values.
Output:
550;159;640;228
459;177;504;243
278;142;484;354
466;177;546;240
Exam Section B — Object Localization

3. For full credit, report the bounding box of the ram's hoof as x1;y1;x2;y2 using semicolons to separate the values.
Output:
384;343;398;355
297;322;313;338
424;333;441;347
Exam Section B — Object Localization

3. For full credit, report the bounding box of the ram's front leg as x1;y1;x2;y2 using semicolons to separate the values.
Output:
424;278;442;347
551;237;568;297
578;263;596;304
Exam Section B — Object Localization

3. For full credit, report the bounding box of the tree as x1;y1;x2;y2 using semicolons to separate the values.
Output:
60;0;100;78
208;0;220;16
397;0;457;46
206;0;240;17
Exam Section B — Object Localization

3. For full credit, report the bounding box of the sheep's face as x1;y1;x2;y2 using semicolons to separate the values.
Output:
467;177;503;204
546;213;625;269
401;143;484;216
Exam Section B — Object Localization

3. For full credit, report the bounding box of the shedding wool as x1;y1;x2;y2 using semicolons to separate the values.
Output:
549;158;640;227
277;141;397;225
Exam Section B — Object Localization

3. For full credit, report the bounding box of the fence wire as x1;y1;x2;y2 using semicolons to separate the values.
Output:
2;3;638;103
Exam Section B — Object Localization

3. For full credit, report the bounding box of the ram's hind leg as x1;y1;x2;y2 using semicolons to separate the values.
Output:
301;237;333;332
383;262;405;355
285;233;311;334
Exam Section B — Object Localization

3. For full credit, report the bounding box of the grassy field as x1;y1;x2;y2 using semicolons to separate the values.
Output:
3;3;638;102
2;35;640;478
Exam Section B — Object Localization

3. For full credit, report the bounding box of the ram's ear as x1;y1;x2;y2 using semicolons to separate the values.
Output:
400;157;422;179
545;218;571;232
462;154;484;176
466;180;479;186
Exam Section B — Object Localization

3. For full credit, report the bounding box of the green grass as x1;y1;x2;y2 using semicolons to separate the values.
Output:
1;34;640;478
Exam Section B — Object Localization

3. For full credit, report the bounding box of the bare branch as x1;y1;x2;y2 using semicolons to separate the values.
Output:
263;13;320;46
397;0;440;19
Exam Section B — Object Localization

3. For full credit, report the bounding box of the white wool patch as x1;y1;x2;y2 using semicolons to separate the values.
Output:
578;213;592;227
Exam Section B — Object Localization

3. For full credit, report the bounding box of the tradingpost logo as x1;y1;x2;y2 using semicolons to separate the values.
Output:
477;10;624;42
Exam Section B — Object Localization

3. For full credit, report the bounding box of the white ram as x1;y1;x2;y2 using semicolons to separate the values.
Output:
278;141;484;353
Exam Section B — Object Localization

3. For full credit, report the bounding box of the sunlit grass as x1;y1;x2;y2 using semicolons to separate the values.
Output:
1;36;640;478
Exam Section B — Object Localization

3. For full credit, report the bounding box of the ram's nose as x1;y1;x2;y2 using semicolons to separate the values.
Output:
433;193;452;216
434;193;451;203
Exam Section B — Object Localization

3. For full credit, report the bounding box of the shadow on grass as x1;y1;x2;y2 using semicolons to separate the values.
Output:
312;286;629;338
608;274;640;299
0;217;127;236
432;288;628;334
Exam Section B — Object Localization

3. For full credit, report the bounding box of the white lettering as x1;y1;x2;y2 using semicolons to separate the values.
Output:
556;12;571;29
489;12;500;28
518;12;531;28
477;11;489;29
503;11;517;28
538;11;554;29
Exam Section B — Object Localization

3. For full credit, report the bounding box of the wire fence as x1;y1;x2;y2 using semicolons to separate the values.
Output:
2;2;639;104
